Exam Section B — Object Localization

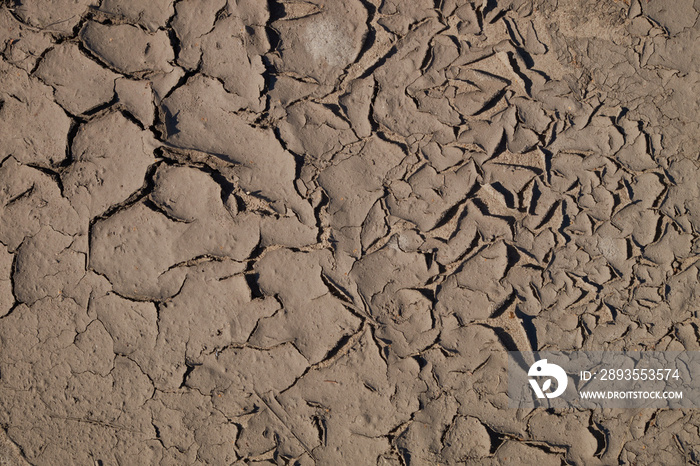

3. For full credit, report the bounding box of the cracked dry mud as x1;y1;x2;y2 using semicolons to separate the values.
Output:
1;0;700;464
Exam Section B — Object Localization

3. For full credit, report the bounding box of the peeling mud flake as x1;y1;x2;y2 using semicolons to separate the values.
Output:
90;166;260;300
114;77;155;126
0;8;54;72
13;0;97;35
80;21;175;76
198;10;269;112
251;249;362;364
160;75;315;224
0;244;14;316
12;226;85;306
98;0;175;32
0;159;81;250
61;111;157;218
0;60;71;168
34;43;118;115
271;0;368;84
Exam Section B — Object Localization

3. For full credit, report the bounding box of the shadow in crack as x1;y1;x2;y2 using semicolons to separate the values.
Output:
162;107;180;137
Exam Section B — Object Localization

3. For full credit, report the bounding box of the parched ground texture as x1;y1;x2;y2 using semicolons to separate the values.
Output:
1;0;700;464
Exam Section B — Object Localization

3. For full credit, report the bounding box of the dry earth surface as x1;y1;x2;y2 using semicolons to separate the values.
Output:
1;0;700;464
